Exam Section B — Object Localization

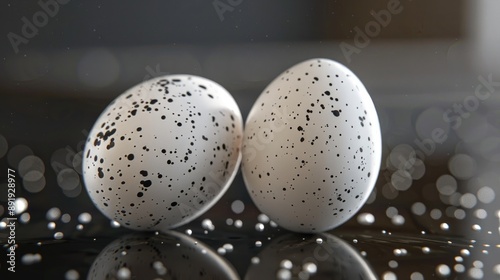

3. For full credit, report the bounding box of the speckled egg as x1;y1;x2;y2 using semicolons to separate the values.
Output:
242;58;381;233
83;75;243;230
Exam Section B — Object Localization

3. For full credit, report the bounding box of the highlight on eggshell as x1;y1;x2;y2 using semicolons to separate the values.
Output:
83;74;243;231
242;58;382;233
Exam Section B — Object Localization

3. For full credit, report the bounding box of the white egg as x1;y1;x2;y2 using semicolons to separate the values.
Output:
83;75;243;230
242;58;381;233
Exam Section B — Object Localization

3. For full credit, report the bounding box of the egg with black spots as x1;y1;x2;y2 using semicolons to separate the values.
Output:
83;75;243;230
242;58;381;233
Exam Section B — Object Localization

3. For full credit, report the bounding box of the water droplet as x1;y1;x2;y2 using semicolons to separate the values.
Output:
21;253;42;265
472;224;482;231
393;248;407;256
382;271;397;280
391;170;412;191
477;186;495;204
185;229;192;235
436;174;457;195
20;212;30;224
14;198;28;215
223;243;233;252
454;208;466;220
47;222;56;230
410;271;424;280
430;209;442;220
46;207;61;221
357;212;375;225
388;260;398;268
201;219;215;231
422;247;430;254
302;262;317;274
255;223;265;232
473;260;483;268
65;269;80;280
391;215;405;226
436;264;451;277
54;232;64;240
153;261;167;275
411;202;426;216
315;238;323;244
78;212;92;224
217;247;226;255
386;207;398;218
111;220;121;228
255;241;262;247
461;249;470;256
226;218;233;226
493;264;500;275
468;267;484;279
258;213;270;223
440;223;450;231
277;268;292;280
251;257;260;264
280;259;293;269
270;220;278;227
474;209;487;219
448;154;476;180
460;193;478;209
61;213;71;223
234;219;243;228
231;200;245;214
454;264;465;273
117;267;131;279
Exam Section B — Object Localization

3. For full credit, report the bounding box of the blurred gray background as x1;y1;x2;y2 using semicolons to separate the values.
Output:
1;0;500;279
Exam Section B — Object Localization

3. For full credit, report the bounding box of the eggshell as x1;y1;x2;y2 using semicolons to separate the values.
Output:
83;75;243;230
242;58;381;233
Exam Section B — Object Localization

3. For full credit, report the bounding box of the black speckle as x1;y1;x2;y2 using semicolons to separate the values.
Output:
171;201;178;206
140;180;152;187
127;154;135;160
137;192;143;197
97;167;104;178
140;170;148;176
332;110;340;117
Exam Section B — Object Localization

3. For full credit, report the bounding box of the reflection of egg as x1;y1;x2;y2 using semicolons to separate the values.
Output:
89;232;239;279
83;75;243;230
242;58;381;233
245;233;377;280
